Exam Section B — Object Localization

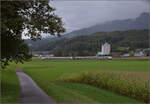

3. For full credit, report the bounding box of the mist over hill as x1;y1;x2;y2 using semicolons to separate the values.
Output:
62;12;149;38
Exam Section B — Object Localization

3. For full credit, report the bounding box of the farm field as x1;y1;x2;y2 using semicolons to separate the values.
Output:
1;58;150;103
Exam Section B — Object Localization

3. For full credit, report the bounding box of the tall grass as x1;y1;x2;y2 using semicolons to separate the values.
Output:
58;71;150;103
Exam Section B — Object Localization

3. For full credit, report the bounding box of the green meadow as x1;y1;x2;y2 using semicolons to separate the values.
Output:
1;58;150;103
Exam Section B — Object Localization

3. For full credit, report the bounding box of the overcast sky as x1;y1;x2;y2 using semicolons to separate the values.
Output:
22;0;150;39
50;0;150;33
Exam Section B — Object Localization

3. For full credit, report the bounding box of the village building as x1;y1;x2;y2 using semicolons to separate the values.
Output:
97;42;111;56
145;49;150;56
121;53;130;57
134;51;145;57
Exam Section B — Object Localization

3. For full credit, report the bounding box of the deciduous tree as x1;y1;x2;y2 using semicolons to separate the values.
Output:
1;0;65;68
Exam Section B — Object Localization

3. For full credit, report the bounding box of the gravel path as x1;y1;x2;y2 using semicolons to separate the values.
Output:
16;69;57;104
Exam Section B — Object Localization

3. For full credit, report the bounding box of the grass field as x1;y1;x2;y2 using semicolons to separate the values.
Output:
1;69;20;103
1;58;150;103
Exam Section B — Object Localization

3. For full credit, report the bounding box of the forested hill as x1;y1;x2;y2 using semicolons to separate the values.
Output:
29;30;149;56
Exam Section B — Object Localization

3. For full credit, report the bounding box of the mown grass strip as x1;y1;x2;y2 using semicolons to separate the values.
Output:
40;82;140;103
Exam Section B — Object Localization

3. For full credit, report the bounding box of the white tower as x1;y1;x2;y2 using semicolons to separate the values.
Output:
101;42;111;55
97;42;111;56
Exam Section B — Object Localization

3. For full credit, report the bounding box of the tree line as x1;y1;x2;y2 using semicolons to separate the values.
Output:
39;29;149;56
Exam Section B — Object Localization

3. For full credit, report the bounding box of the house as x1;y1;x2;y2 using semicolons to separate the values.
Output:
121;53;130;57
111;52;122;57
49;54;54;57
146;50;150;56
134;51;145;57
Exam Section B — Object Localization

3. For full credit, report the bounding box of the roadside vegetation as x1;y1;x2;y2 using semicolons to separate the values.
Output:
1;69;20;103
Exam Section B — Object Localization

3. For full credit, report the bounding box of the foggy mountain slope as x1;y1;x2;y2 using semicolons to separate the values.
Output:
63;12;149;38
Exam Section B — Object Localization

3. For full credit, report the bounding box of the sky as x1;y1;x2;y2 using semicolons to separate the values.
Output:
22;0;150;39
50;0;150;33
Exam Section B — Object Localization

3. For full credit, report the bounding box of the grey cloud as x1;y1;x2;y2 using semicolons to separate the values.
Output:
50;1;150;33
